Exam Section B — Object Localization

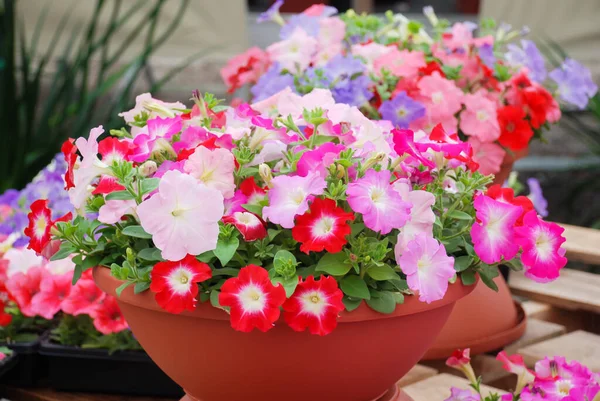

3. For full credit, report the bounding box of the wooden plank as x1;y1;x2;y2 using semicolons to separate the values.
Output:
504;318;566;354
509;269;600;314
351;0;374;13
560;223;600;265
0;387;177;401
397;364;438;387
518;331;600;371
402;373;506;401
521;301;552;319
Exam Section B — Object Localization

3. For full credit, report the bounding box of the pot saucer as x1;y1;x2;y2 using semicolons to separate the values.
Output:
181;386;415;401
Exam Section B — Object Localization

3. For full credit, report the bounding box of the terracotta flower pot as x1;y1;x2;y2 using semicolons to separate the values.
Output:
492;148;529;186
422;275;526;360
94;266;475;401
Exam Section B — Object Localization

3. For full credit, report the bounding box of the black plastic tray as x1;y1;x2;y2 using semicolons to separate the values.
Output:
0;335;46;387
0;353;18;379
39;338;183;397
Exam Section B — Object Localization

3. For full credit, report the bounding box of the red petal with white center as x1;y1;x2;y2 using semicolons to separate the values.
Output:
223;212;266;241
292;197;354;254
98;137;132;165
150;254;212;314
282;275;345;336
219;264;286;333
239;177;267;204
61;138;78;190
93;175;126;195
24;199;53;253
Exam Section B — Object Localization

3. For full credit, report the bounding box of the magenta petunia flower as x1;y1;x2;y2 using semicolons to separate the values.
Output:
262;171;326;229
514;211;567;283
347;169;411;235
443;387;480;401
398;233;455;304
470;195;522;264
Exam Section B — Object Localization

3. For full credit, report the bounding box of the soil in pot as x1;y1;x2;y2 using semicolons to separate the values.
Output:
422;275;526;360
94;266;475;401
38;338;184;397
0;333;48;387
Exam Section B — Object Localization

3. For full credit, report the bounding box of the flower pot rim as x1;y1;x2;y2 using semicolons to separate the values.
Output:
93;266;477;324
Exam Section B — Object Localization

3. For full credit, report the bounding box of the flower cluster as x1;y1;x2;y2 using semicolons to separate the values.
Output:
222;4;597;176
0;246;127;336
445;348;600;401
33;89;566;336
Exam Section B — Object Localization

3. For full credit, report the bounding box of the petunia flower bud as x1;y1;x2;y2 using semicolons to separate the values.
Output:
446;349;477;385
139;160;158;177
259;163;273;186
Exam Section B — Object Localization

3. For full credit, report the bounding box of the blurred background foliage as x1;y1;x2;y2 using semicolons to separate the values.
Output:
0;0;201;191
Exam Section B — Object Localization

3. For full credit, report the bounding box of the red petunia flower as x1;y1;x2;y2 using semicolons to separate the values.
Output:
282;275;345;336
223;212;267;241
486;184;534;226
61;276;106;316
239;177;267;205
446;348;471;369
497;106;534;151
291;198;354;254
30;272;72;319
61;138;78;190
0;300;11;327
92;176;126;195
24;200;73;254
150;254;212;314
520;86;556;129
98;137;132;164
4;266;47;317
219;264;286;333
91;295;128;335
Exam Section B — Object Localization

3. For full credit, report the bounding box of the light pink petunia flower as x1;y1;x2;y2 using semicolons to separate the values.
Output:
515;211;567;283
470;195;522;264
417;72;464;120
398;233;456;303
184;146;236;199
374;48;426;79
137;170;224;261
347;169;411;235
460;93;500;142
393;181;436;257
262;171;326;229
98;200;137;225
266;27;318;74
469;137;506;176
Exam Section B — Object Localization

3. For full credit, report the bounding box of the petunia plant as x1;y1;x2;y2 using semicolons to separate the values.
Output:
27;89;567;335
222;3;598;176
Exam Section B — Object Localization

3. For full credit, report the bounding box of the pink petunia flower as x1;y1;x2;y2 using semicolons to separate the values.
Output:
266;27;318;74
91;295;128;335
398;233;456;303
98;199;137;225
220;47;270;93
129;116;182;163
61;277;106;316
374;48;426;79
515;211;567;283
460;93;500;142
296;142;345;177
262;171;326;229
5;266;47;317
318;17;345;47
351;42;393;72
184;146;236;199
137;170;224;261
471;195;522;264
443;387;480;401
393;181;436;256
417;72;463;120
469;137;506;176
118;93;184;124
497;351;535;394
4;248;43;277
347;169;411;234
30;271;72;319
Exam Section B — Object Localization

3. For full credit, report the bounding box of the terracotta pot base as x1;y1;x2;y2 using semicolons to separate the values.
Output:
181;386;414;401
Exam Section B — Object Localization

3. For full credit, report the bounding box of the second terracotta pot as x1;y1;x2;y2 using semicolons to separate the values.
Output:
422;275;526;360
94;266;475;401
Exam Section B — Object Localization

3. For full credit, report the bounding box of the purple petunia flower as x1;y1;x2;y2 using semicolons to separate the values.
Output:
526;178;548;217
505;39;547;83
478;44;496;68
331;76;373;107
379;92;426;128
257;0;284;24
280;14;321;39
251;63;296;102
549;58;598;109
323;54;365;82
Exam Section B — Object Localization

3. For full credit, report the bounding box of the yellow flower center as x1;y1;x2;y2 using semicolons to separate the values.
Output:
310;295;320;304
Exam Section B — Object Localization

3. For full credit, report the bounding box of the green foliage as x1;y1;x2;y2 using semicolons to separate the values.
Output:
0;306;53;344
0;0;203;191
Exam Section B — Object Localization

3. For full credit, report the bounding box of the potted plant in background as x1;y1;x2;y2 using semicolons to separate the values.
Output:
0;347;17;380
30;86;567;401
221;2;596;358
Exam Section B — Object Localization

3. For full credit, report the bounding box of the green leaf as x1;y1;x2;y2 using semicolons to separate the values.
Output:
342;296;362;312
267;229;282;241
273;250;297;274
210;290;228;311
140;178;160;195
479;266;499;291
454;256;473;272
105;190;135;201
197;251;215;263
72;266;83;285
393;293;404;304
340;276;370;300
366;264;398;281
315;252;352;276
366;292;395;314
350;223;365;239
137;248;163;261
116;281;133;297
272;276;298;297
134;281;151;294
214;237;240;266
447;210;473;220
50;243;75;261
211;267;239;277
389;278;409;292
460;270;477;286
242;203;263;216
82;254;102;271
505;259;523;272
121;225;152;239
